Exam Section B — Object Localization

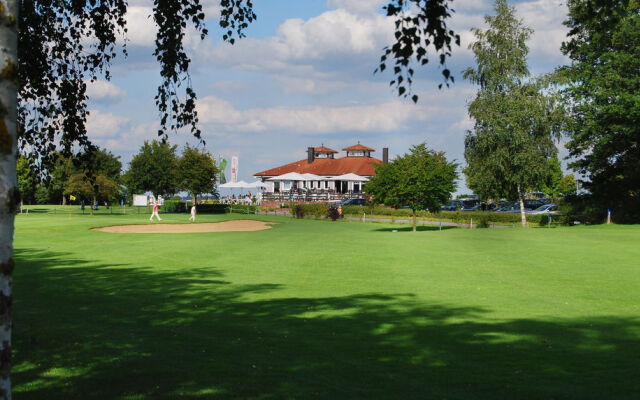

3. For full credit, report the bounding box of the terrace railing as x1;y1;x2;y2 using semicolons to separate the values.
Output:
261;191;365;203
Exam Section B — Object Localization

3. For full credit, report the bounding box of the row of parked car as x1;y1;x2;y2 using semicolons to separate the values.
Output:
337;197;560;215
441;199;559;214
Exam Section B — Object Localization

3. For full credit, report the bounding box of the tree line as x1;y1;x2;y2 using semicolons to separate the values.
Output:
17;141;218;207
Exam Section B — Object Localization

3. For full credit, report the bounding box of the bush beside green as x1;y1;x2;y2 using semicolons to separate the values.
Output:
289;203;330;219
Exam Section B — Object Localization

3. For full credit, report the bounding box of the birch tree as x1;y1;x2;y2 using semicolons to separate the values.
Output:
0;0;461;397
463;0;564;227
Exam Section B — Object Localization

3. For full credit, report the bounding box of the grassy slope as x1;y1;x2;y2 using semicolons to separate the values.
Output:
12;213;640;399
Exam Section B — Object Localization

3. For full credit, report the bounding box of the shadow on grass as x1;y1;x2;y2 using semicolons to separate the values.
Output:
373;225;456;232
12;249;640;399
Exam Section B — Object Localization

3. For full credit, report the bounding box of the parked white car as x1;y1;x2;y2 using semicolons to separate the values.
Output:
527;203;560;215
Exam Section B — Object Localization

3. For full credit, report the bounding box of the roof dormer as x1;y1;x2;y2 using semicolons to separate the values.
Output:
343;143;374;157
314;145;338;159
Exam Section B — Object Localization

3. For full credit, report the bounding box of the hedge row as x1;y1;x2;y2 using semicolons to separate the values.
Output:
341;205;549;225
227;204;258;214
163;201;258;214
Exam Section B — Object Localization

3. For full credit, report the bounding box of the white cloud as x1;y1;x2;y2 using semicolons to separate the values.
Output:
196;95;442;134
199;7;392;74
326;0;387;15
122;5;157;47
123;0;220;48
517;0;569;65
86;80;126;101
87;110;130;138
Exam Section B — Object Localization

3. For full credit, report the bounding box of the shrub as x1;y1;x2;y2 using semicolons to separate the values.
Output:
164;200;186;213
290;203;304;219
476;214;491;228
289;203;329;219
195;203;229;214
328;206;340;221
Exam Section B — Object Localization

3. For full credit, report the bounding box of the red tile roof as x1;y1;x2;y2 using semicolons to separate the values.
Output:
342;144;375;151
255;156;382;177
314;146;338;153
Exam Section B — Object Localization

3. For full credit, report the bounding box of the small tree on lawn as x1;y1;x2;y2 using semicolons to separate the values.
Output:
366;143;458;232
64;173;119;214
177;145;218;208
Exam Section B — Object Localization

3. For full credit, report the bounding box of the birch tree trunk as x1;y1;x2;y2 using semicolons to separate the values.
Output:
518;185;527;228
0;1;18;398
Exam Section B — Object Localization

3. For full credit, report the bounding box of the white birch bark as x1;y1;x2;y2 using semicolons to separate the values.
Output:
0;1;18;398
518;185;527;228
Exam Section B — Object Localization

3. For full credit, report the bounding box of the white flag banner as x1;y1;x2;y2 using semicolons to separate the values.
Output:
231;156;238;183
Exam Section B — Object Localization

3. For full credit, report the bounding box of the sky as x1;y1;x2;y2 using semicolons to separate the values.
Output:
85;0;571;195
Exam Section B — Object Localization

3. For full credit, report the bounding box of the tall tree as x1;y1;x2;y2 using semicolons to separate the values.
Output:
46;155;76;205
0;1;461;397
16;156;36;208
541;155;577;200
123;140;179;199
86;147;122;183
560;0;640;222
366;143;458;232
177;144;218;206
463;0;565;227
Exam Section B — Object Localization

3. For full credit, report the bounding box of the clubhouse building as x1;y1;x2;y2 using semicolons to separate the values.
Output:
254;143;388;199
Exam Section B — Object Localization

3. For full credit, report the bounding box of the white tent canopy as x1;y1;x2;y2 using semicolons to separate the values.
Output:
219;180;254;188
219;181;243;188
266;172;305;181
300;173;324;181
327;173;369;182
246;180;269;188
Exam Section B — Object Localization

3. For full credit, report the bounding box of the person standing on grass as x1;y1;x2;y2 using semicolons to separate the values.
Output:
189;204;196;222
150;200;162;222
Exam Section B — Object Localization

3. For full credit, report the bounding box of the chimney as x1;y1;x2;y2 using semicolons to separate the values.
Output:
307;147;314;164
383;147;389;164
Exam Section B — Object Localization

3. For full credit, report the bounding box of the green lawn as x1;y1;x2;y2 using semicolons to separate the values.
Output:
12;212;640;399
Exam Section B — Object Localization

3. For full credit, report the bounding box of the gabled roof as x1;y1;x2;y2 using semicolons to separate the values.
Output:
314;146;338;153
342;143;375;152
254;156;382;177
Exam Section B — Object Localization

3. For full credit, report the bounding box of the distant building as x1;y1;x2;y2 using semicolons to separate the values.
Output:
254;143;389;193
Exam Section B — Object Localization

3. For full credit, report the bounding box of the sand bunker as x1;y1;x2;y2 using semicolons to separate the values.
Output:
92;219;276;234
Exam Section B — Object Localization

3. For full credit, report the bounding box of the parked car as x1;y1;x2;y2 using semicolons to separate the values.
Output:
527;203;560;215
440;201;459;211
495;202;532;213
340;198;366;206
524;199;546;209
